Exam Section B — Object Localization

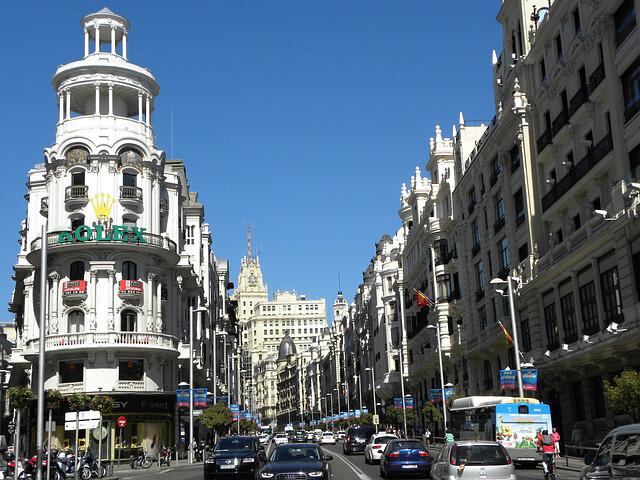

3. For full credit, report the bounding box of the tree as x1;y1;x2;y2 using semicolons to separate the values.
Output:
46;389;64;412
605;369;640;421
354;413;374;425
67;392;91;412
239;419;258;434
384;407;416;428
198;403;233;435
90;396;114;415
8;386;32;410
421;402;443;428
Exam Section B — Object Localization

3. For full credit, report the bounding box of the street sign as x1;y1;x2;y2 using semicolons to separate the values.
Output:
7;422;15;434
372;414;379;426
45;421;56;432
117;416;127;428
64;419;100;430
193;410;203;417
64;410;100;422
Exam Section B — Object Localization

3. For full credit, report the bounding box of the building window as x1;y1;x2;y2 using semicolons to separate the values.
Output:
471;219;481;248
615;0;636;47
478;305;487;330
573;214;581;232
539;58;547;84
69;261;85;281
622;56;640;122
119;359;144;381
495;192;505;221
589;376;606;418
556;229;564;244
560;293;578;343
123;215;137;228
122;261;137;281
71;171;85;186
579;281;599;335
555;34;563;60
544;303;560;350
573;8;581;35
68;311;85;333
123;172;137;187
601;267;623;323
120;310;137;332
483;360;493;390
514;188;525;226
499;238;509;272
570;381;585;420
60;360;83;384
71;216;84;231
520;318;531;352
518;243;529;262
475;261;485;291
510;145;520;173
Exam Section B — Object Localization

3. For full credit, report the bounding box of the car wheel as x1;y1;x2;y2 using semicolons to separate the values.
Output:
365;452;370;464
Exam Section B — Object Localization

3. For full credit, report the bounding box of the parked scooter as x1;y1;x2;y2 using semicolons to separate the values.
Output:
158;445;172;467
79;450;106;479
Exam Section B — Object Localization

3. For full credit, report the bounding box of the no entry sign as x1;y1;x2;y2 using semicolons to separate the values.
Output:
117;415;127;428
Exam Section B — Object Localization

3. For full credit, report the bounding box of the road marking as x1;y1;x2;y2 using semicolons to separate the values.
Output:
332;451;372;480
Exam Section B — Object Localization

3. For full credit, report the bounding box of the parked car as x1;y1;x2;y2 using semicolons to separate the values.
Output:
259;444;332;480
379;439;431;478
204;436;262;480
430;441;516;480
364;433;398;464
336;431;346;440
343;425;375;454
319;432;336;445
581;424;640;480
273;433;288;446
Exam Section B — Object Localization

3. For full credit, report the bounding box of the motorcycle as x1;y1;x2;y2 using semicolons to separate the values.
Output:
129;449;152;469
192;441;205;463
79;450;106;479
158;445;172;467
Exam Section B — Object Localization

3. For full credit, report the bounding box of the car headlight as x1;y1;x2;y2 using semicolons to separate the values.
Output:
242;457;256;463
260;473;274;478
204;458;215;464
309;472;323;478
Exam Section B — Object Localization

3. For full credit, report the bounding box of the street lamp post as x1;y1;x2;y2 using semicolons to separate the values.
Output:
35;223;48;480
427;322;447;432
342;382;350;420
333;388;341;420
364;367;378;432
397;266;409;438
189;305;207;464
354;375;363;411
490;276;524;397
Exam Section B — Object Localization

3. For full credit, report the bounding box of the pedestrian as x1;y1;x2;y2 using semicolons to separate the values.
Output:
570;425;584;457
551;427;561;458
424;428;431;446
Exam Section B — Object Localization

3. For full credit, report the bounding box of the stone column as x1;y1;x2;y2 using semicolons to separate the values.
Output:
138;91;143;122
65;90;71;119
156;280;163;332
84;29;89;57
145;95;151;126
23;281;33;341
153;176;161;233
58;93;64;124
89;271;97;330
94;25;100;53
94;83;100;115
110;27;116;54
107;270;116;330
146;272;156;332
108;83;113;116
49;273;60;334
122;32;127;59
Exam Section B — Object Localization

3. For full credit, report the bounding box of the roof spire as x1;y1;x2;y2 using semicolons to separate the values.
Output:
247;224;252;258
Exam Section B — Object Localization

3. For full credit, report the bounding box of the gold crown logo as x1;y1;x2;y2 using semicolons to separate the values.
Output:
89;193;116;221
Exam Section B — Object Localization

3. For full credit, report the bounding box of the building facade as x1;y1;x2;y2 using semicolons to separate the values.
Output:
7;8;223;457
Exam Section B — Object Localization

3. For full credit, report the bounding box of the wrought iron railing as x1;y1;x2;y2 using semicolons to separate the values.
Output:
65;185;88;201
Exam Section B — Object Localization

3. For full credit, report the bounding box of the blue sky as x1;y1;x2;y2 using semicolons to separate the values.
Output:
0;1;500;323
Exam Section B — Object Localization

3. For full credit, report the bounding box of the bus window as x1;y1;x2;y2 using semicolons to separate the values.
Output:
518;405;529;414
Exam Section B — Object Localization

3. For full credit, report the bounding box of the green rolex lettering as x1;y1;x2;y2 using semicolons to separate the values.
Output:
130;227;147;243
95;224;111;241
57;231;74;243
112;225;126;242
74;225;92;242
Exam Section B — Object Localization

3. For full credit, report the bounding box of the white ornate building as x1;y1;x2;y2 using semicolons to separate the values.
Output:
8;8;223;457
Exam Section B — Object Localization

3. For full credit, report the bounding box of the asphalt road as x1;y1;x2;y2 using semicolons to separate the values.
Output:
112;442;584;480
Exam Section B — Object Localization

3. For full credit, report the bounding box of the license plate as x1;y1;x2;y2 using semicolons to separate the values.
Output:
220;465;235;469
517;457;536;461
402;465;418;469
357;439;365;443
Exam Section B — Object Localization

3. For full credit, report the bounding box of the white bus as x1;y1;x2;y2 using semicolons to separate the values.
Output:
449;396;552;466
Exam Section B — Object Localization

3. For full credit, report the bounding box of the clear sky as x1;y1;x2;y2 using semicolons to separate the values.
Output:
0;1;501;324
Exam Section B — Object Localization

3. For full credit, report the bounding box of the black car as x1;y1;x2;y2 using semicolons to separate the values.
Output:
292;431;307;443
343;425;375;455
259;443;332;480
204;436;263;480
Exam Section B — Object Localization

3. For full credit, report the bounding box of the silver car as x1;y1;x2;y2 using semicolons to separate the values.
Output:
430;441;517;480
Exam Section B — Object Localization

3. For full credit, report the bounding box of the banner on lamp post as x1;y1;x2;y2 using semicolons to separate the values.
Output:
429;388;455;403
522;369;539;391
499;369;518;390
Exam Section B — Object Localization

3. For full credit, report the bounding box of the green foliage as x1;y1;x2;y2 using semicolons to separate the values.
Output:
67;392;91;412
354;413;374;425
91;395;114;414
421;402;443;426
239;419;258;433
605;369;640;421
384;406;416;428
8;386;32;410
446;391;464;410
198;404;233;434
46;389;64;411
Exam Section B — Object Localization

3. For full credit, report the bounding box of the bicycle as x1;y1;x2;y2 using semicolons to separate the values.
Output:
542;453;556;480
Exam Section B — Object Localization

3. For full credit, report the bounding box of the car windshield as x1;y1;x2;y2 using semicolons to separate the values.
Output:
323;433;332;436
215;438;254;452
270;446;321;462
352;427;375;437
453;445;509;466
390;441;423;451
375;436;397;445
295;431;305;435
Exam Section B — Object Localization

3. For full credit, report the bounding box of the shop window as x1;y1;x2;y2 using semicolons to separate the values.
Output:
68;311;85;333
69;261;85;281
122;261;137;281
119;359;144;381
60;360;84;384
121;310;137;332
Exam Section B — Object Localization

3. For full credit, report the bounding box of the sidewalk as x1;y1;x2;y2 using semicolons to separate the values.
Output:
107;458;203;479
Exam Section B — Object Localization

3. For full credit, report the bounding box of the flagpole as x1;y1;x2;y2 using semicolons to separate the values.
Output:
430;245;447;432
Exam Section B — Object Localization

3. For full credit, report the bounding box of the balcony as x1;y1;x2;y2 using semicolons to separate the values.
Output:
119;280;144;300
471;242;481;258
588;63;605;96
62;280;87;302
65;185;89;208
569;87;588;118
536;129;552;154
494;217;505;234
24;331;180;356
119;185;143;208
59;382;84;394
552;110;569;137
117;380;145;391
541;133;613;212
40;197;48;217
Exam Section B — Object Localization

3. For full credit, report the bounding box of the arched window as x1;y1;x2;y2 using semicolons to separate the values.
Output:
121;310;137;332
122;261;137;281
69;261;85;281
70;215;85;231
68;311;85;333
123;172;137;187
123;216;137;228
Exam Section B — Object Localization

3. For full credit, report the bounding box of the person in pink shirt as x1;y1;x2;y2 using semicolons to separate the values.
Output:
551;427;561;458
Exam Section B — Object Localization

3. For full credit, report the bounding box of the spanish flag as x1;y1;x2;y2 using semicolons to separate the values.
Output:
414;289;435;308
497;319;514;344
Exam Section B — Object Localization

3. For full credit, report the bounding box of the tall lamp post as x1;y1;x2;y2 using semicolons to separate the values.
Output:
354;375;363;411
327;393;334;427
426;323;448;432
396;266;409;438
333;388;341;419
364;367;378;432
490;276;524;397
189;305;208;464
35;222;48;480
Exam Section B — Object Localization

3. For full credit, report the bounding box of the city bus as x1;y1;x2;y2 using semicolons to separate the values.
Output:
449;396;552;466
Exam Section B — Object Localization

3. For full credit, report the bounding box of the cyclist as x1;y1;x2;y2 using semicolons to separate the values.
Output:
537;429;556;479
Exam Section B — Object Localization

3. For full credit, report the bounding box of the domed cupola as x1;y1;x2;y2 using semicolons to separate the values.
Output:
277;332;297;361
